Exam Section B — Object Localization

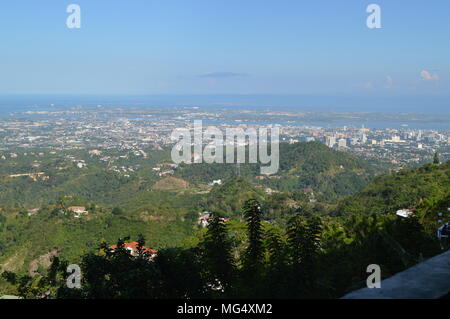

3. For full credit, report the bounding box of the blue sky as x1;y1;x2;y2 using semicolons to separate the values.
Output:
0;0;449;97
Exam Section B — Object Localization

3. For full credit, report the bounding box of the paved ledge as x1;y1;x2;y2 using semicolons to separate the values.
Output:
342;249;450;299
0;295;21;299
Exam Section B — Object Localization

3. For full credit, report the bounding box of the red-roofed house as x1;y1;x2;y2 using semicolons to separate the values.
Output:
108;242;158;260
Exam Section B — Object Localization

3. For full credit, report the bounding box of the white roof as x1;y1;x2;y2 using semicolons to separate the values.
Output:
396;209;413;218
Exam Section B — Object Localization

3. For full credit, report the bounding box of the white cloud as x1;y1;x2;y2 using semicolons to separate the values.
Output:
420;70;439;81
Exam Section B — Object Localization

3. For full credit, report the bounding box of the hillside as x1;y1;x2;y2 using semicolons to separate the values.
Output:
338;161;450;216
152;176;189;191
0;142;388;276
266;142;384;200
0;148;170;209
0;143;385;215
0;157;448;298
0;205;195;276
175;142;386;201
200;177;265;218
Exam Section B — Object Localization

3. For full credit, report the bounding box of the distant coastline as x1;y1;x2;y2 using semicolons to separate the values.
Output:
0;94;449;113
0;94;449;130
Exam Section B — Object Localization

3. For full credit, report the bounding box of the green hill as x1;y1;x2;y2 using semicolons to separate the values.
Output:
176;142;386;201
338;161;450;217
200;177;265;218
266;142;384;200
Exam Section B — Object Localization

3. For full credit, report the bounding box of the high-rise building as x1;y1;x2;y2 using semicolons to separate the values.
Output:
416;130;422;141
361;133;367;144
325;136;336;148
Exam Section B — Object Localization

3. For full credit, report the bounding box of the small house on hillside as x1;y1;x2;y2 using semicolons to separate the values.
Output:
209;179;222;186
396;209;413;218
108;242;158;260
198;211;230;228
67;206;88;218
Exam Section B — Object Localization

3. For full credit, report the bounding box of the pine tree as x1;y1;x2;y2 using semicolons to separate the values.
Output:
240;198;265;297
264;228;289;298
286;214;322;297
201;215;235;297
242;199;264;272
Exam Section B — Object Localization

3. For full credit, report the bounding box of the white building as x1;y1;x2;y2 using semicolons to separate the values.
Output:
361;133;367;144
338;138;347;148
325;136;336;148
396;209;413;218
68;206;88;218
209;179;222;186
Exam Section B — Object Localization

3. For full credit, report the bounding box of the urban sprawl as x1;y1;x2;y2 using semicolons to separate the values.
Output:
0;106;449;169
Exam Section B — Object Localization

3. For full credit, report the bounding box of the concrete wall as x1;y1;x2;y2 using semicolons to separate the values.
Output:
342;249;450;299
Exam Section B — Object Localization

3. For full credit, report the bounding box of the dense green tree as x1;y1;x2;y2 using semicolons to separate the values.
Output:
434;152;440;164
111;207;124;215
240;199;265;297
242;199;264;269
262;228;290;298
200;215;235;298
154;247;205;298
286;215;322;298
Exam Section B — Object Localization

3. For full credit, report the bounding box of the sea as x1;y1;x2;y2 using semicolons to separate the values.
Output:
0;94;449;130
